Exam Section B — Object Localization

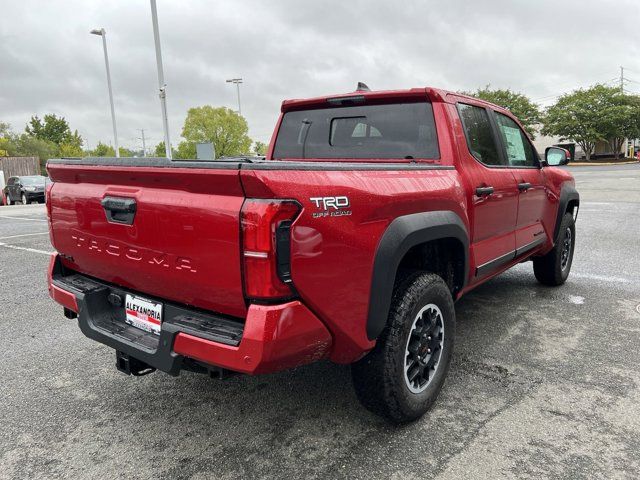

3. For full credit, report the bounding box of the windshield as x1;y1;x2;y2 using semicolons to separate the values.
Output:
20;176;47;186
273;102;439;160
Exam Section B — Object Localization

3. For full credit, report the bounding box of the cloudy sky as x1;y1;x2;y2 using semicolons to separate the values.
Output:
1;0;639;152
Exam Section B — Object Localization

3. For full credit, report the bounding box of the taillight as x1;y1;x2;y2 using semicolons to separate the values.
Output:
241;199;301;300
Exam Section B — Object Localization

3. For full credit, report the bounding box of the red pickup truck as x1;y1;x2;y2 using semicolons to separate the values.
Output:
46;86;578;422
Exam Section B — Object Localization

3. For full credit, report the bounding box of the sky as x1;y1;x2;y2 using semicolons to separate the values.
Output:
1;0;639;152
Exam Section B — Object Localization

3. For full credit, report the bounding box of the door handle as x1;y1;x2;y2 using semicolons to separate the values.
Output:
518;182;532;191
475;186;494;196
101;197;137;225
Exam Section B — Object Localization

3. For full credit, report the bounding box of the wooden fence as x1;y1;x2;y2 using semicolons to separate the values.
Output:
0;157;40;178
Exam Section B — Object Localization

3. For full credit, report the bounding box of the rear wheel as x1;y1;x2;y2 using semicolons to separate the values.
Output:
351;272;455;423
533;212;575;286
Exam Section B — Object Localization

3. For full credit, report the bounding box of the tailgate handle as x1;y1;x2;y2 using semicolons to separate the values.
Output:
101;197;137;225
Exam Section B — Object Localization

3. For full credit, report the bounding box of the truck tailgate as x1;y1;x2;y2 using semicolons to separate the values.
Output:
47;160;247;319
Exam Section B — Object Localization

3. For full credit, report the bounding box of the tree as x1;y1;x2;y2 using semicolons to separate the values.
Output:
12;134;58;173
59;142;84;157
118;147;135;157
25;114;82;148
155;141;167;157
92;141;115;157
597;89;640;158
175;141;197;160
0;122;12;156
253;141;267;156
542;85;640;161
465;86;541;138
154;141;176;158
181;106;252;158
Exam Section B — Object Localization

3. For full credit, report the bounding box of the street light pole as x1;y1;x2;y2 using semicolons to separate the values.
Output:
90;28;119;158
226;78;243;115
150;0;172;159
138;129;147;157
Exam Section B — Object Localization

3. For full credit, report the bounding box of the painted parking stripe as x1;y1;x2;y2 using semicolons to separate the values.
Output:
0;232;49;240
571;272;632;284
0;242;53;255
0;215;47;222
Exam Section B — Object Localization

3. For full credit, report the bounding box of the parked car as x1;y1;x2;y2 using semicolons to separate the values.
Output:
3;175;48;205
46;86;578;423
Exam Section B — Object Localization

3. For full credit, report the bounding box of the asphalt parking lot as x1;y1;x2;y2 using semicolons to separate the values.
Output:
1;164;639;479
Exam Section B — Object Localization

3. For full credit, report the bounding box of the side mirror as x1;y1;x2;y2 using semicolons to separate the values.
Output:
544;146;571;166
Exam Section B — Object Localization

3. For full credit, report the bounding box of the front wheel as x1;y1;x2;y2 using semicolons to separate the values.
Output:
533;212;575;286
21;193;28;205
5;193;12;206
351;272;455;423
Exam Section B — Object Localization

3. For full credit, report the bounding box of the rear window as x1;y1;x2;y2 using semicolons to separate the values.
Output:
273;102;439;159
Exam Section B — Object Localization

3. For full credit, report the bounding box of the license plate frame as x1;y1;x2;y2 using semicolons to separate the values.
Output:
124;293;163;336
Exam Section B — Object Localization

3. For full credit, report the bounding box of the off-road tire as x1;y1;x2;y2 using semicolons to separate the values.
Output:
351;272;455;423
533;212;575;286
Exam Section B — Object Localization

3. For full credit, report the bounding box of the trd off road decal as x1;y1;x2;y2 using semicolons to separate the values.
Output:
309;196;352;218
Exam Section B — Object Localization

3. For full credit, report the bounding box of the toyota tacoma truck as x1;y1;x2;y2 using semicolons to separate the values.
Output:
46;86;579;423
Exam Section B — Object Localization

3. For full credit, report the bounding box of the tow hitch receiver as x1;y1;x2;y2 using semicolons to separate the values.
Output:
115;351;156;376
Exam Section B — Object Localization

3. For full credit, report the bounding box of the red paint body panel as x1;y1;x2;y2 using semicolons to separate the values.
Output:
173;301;332;374
46;163;247;318
47;86;576;374
241;167;466;362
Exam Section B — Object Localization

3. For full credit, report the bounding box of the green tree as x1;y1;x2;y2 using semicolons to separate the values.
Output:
12;134;58;173
466;86;541;138
542;85;640;161
253;141;267;156
59;142;84;157
181;106;252;158
175;141;197;160
0;122;13;156
154;141;176;158
118;147;135;158
92;141;115;157
25;114;83;148
155;141;167;157
596;89;640;158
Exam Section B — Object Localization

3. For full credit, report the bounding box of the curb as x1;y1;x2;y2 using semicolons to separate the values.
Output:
569;160;639;166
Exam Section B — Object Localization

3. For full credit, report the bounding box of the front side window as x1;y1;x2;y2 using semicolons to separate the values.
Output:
457;104;503;166
494;113;538;167
273;102;439;159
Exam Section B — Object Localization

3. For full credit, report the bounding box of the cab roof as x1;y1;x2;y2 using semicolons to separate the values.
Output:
280;86;510;116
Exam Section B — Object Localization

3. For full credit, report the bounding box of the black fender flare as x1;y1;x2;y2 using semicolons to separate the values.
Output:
366;211;469;340
553;184;579;243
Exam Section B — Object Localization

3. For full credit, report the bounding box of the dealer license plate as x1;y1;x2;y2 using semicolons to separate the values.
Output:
124;294;163;335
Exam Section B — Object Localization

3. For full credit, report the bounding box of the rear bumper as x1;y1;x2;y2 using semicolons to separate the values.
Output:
47;254;332;375
25;192;45;201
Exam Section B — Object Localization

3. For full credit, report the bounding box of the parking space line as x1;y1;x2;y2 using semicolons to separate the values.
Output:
0;215;47;222
0;232;49;240
572;272;632;284
0;242;53;255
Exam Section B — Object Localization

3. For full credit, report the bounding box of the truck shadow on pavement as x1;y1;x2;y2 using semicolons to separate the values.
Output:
80;264;592;478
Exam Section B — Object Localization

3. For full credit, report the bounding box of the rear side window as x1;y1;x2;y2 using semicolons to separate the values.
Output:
494;113;538;167
273;102;439;159
457;104;503;166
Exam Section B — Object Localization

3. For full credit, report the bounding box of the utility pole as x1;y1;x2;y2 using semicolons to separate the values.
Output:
150;0;172;158
138;129;147;157
90;28;120;158
620;65;624;92
226;78;243;115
